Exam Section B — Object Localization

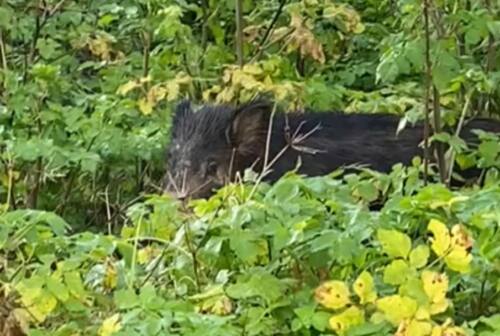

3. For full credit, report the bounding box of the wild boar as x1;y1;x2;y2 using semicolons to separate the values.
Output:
163;100;499;199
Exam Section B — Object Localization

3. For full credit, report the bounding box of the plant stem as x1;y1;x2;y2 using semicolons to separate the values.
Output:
235;0;244;67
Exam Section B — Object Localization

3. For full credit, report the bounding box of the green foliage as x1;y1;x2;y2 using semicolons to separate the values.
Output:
1;169;500;335
0;0;499;335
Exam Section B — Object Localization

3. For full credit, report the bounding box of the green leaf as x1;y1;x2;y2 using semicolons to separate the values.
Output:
228;229;266;264
37;38;60;60
377;229;412;259
383;260;410;285
487;21;500;39
46;276;70;302
409;245;430;269
114;289;139;309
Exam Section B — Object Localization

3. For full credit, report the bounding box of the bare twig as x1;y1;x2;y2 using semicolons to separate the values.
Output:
0;29;7;71
235;0;244;66
105;186;112;235
252;0;287;61
433;87;447;184
183;221;201;292
142;31;151;86
200;0;209;50
423;0;432;185
446;92;473;186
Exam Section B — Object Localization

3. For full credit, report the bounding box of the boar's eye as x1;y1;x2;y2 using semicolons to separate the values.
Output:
205;161;218;177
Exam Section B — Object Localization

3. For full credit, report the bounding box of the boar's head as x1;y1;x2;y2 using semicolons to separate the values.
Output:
163;100;271;200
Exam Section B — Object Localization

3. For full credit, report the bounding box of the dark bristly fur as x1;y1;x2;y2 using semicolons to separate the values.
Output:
164;100;500;200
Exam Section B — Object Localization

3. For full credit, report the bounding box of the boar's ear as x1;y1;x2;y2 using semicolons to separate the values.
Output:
172;100;193;129
226;101;271;154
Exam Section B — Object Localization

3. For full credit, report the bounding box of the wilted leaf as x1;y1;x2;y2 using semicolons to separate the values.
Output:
353;271;377;304
99;314;121;336
383;259;410;285
329;306;365;334
376;295;417;325
315;280;351;310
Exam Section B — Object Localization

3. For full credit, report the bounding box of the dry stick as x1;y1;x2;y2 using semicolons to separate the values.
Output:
446;92;473;186
423;0;432;185
184;220;201;292
105;186;112;235
484;0;496;115
0;29;7;71
235;0;244;67
142;30;151;82
433;87;447;184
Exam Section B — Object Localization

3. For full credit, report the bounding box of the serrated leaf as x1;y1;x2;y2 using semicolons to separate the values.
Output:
329;306;365;335
315;280;351;310
99;314;121;336
383;260;410;285
377;229;411;259
46;276;70;302
376;295;417;326
428;219;451;257
409;245;430;269
353;271;377;304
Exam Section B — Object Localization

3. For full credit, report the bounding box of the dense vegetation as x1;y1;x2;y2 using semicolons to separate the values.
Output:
0;0;499;335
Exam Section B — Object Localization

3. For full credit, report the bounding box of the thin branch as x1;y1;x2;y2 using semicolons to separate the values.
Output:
200;0;209;50
142;31;151;82
0;29;7;71
446;92;472;186
423;0;432;185
252;0;287;60
235;0;244;67
433;87;447;184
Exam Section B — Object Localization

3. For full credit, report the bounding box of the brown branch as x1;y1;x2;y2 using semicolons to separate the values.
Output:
0;29;7;71
142;30;151;89
484;0;496;115
432;87;447;183
423;0;432;185
235;0;244;67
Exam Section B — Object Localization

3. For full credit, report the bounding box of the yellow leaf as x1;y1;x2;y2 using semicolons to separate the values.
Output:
431;319;466;336
444;247;472;273
376;295;417;325
428;219;451;257
117;80;139;95
103;262;118;292
138;246;158;264
415;307;430;321
429;299;449;315
216;87;235;103
396;319;432;336
211;296;233;316
451;224;473;250
99;314;122;336
353;271;377;304
314;280;351;310
138;97;153;115
409;245;430;269
383;259;410;285
16;283;58;323
242;63;263;75
377;229;412;259
329;306;365;335
422;271;448;303
148;85;167;103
